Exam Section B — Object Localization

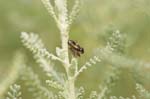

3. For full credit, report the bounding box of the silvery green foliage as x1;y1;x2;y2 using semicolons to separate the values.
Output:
0;52;24;98
97;66;121;99
6;84;22;99
19;28;150;99
74;56;101;78
20;29;131;99
20;31;114;99
88;91;98;99
75;30;125;78
20;32;63;83
95;30;150;69
107;30;126;54
110;96;136;99
5;0;150;99
20;0;84;99
46;80;64;90
136;83;150;99
20;65;57;99
76;87;85;99
69;0;81;26
41;0;81;32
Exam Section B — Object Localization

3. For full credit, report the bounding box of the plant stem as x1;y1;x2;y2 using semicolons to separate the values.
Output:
61;29;76;99
60;31;70;74
68;78;76;99
57;0;76;98
61;31;69;66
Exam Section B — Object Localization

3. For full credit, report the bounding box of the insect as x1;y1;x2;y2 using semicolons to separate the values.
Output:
68;40;84;57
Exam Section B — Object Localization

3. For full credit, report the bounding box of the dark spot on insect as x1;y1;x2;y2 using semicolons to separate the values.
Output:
68;40;84;57
80;48;84;54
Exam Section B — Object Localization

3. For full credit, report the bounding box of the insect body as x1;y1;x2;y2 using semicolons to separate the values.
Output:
68;40;84;57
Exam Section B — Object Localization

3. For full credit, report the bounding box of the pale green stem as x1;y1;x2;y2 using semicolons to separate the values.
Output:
68;78;76;99
60;26;76;99
55;0;76;98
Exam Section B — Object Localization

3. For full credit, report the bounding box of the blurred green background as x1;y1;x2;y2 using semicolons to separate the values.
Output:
0;0;150;98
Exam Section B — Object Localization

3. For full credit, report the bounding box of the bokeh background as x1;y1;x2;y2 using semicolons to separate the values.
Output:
0;0;150;98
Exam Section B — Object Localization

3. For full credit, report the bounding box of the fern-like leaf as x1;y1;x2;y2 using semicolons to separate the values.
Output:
136;83;150;99
69;0;81;26
6;84;22;99
20;65;56;99
110;96;136;99
21;32;63;82
98;66;121;99
88;91;98;99
41;0;58;23
76;87;85;99
75;56;101;78
46;80;64;90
